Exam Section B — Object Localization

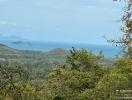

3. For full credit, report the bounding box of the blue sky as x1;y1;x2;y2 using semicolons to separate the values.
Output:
0;0;124;44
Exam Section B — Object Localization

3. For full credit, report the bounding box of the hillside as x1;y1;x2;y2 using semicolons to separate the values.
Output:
0;44;115;78
0;44;69;78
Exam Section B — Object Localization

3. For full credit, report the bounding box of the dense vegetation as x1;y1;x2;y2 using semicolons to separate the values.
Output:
0;44;132;100
0;44;69;79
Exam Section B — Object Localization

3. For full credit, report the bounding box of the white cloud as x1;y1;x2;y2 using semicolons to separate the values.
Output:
0;20;17;26
0;21;8;25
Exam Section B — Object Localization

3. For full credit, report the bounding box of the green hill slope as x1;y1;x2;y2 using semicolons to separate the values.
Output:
0;44;69;78
0;44;115;78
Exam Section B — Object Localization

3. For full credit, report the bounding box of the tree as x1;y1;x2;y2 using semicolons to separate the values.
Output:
108;0;132;58
66;47;102;72
95;58;132;99
0;66;29;100
41;48;107;100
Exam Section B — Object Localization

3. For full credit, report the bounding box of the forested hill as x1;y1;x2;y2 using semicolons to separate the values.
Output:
0;43;20;53
0;44;69;77
0;43;69;60
0;44;115;78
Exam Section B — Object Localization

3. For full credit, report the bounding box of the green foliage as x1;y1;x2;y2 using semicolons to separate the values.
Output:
0;44;69;79
0;46;131;100
66;47;102;72
40;49;107;99
43;67;97;99
95;58;132;99
41;50;132;100
0;66;29;100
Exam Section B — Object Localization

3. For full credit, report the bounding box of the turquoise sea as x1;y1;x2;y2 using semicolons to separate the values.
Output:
1;41;121;57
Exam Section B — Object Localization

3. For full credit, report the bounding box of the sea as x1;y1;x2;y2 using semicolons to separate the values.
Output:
1;41;121;57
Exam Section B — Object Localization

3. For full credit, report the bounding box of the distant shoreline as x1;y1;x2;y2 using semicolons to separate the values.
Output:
0;42;121;57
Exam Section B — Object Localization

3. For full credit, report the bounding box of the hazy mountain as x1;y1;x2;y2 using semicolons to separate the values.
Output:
0;34;31;45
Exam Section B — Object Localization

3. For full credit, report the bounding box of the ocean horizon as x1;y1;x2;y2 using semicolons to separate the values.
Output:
0;41;121;57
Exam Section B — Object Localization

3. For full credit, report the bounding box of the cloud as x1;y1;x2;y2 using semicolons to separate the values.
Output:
0;21;8;25
0;20;17;26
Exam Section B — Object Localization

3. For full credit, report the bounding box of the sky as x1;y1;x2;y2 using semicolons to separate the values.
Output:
0;0;125;44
